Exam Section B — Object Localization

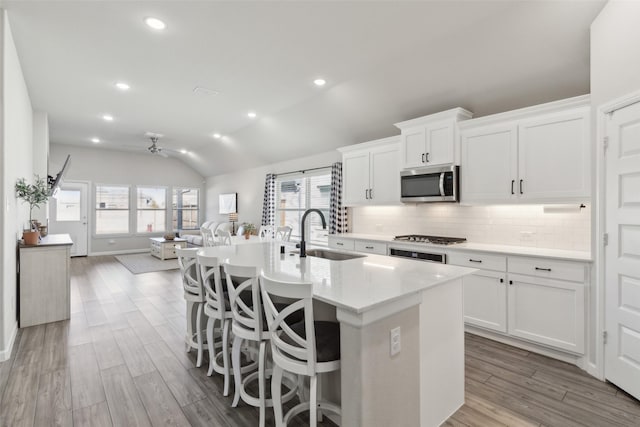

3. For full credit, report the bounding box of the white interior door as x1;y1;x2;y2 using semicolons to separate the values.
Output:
605;101;640;400
49;181;89;256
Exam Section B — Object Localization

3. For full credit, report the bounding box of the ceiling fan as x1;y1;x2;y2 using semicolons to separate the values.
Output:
147;135;168;157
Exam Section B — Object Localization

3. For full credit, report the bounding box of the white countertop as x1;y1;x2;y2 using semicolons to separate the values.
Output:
197;241;475;315
20;233;74;247
333;233;592;262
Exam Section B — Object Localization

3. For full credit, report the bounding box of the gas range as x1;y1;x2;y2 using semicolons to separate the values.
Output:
393;235;467;245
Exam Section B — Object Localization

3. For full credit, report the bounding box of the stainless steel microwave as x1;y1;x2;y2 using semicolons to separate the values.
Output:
400;165;459;203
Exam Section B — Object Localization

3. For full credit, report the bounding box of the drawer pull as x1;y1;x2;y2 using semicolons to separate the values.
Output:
499;278;504;283
509;280;513;285
365;246;374;249
336;242;344;246
535;267;552;272
469;259;482;263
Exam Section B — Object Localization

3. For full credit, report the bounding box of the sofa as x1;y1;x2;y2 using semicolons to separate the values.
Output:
178;221;234;247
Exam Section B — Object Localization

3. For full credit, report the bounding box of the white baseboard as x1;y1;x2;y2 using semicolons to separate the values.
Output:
0;321;18;362
88;248;149;256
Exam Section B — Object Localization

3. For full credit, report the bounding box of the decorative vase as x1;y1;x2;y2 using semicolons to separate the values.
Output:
23;230;39;245
244;233;250;240
38;225;48;237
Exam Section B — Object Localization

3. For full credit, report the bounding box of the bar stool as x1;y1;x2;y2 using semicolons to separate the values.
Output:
224;262;297;427
197;253;233;395
260;273;341;427
176;247;206;367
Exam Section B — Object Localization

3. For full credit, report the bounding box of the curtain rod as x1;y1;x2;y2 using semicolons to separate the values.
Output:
275;165;332;177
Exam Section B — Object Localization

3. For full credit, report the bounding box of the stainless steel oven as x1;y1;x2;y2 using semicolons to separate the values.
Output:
388;247;446;263
400;165;459;203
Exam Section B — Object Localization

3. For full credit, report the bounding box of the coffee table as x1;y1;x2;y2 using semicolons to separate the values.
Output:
150;237;187;260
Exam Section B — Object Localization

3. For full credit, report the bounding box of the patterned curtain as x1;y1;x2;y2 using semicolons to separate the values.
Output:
329;162;348;234
261;173;276;226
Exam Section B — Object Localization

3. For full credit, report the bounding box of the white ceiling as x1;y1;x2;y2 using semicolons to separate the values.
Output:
3;1;605;177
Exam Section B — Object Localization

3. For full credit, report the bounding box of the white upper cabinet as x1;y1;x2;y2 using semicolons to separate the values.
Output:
340;136;400;206
518;111;590;200
395;108;473;169
461;124;518;203
459;95;591;204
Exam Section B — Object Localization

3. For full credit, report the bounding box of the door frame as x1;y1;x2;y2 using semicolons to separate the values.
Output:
51;179;91;256
595;89;640;381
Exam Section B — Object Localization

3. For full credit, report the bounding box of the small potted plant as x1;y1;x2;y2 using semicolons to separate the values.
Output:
15;175;49;245
242;222;256;239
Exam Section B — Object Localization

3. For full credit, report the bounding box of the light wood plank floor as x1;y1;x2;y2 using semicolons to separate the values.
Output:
0;255;638;426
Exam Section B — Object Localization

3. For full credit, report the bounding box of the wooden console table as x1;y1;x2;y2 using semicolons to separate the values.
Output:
18;234;73;328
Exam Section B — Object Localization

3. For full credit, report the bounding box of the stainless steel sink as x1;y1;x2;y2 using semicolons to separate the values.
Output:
305;249;366;261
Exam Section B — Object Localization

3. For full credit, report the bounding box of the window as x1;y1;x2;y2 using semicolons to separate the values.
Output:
173;188;199;230
56;189;81;221
137;186;166;233
96;185;129;234
275;170;331;245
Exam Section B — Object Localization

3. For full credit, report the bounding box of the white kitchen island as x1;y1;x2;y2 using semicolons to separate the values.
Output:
198;242;475;427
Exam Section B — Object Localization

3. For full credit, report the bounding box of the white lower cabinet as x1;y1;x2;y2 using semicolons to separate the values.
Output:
463;270;507;333
452;252;587;355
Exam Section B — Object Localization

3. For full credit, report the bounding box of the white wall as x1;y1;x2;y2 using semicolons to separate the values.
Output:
50;144;204;254
1;10;35;360
32;110;48;224
352;203;591;251
206;150;340;226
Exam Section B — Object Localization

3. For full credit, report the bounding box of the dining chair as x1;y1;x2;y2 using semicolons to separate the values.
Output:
259;225;274;239
217;230;232;246
275;226;292;242
201;226;217;247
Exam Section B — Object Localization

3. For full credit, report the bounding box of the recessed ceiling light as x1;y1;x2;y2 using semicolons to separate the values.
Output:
91;137;100;143
247;111;257;119
144;17;166;30
115;82;130;91
102;114;114;121
314;78;326;86
180;149;188;154
213;133;222;139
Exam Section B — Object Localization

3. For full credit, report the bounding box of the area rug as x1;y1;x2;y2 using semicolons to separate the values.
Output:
115;253;179;274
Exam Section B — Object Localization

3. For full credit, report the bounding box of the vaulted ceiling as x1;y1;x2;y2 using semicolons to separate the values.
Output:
3;1;605;177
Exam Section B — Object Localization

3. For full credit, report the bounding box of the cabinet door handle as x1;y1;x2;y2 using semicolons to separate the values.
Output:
365;189;369;199
511;180;515;195
500;278;504;283
422;153;425;163
369;188;373;199
509;280;513;285
469;259;482;263
425;152;429;162
535;267;552;272
519;179;524;194
365;246;374;249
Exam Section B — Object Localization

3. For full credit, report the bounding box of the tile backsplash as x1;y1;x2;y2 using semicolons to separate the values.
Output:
350;204;591;251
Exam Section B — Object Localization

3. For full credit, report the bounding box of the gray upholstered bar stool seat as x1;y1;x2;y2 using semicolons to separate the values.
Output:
260;273;341;427
176;247;207;368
